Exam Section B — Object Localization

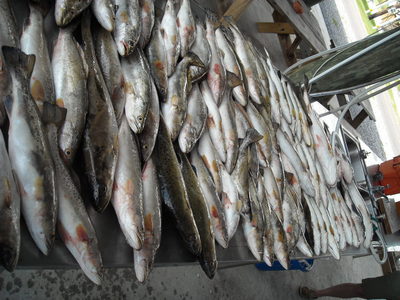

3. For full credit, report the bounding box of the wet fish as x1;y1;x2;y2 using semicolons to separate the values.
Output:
201;80;226;162
317;200;340;259
94;25;125;124
205;13;226;105
162;52;204;140
160;0;180;76
112;116;144;250
91;0;115;32
219;72;241;172
138;0;155;48
263;166;283;222
264;62;281;124
190;149;228;248
219;163;240;241
121;48;151;134
0;131;20;272
3;46;56;255
134;157;162;283
189;20;211;82
81;13;119;212
270;209;289;269
44;103;103;285
248;143;259;182
138;80;160;162
55;0;92;26
52;23;88;165
303;194;321;256
177;0;195;57
153;116;201;256
20;3;55;114
197;129;223;196
113;0;141;56
232;129;262;213
234;101;251;139
176;147;217;278
336;146;354;184
145;20;168;97
248;42;269;104
215;26;248;106
178;83;207;153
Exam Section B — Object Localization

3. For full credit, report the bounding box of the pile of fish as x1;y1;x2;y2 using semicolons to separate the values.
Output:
0;0;373;284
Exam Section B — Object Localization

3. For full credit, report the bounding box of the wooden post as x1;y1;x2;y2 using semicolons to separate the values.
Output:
222;0;254;20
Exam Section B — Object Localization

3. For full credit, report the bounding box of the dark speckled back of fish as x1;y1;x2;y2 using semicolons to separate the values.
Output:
153;116;201;256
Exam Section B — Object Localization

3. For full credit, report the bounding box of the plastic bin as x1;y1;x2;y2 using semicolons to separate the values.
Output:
255;259;314;272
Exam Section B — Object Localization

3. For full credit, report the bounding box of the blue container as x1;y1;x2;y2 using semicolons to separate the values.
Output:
255;259;314;272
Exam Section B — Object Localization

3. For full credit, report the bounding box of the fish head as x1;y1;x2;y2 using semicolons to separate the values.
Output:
126;97;149;134
135;256;153;283
200;259;217;279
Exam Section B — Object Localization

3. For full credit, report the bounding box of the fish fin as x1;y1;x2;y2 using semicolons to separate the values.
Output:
42;102;67;127
284;171;295;184
4;95;13;118
226;71;241;89
186;52;205;68
1;46;36;78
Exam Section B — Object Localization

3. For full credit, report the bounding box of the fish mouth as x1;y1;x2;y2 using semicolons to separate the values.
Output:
200;259;217;279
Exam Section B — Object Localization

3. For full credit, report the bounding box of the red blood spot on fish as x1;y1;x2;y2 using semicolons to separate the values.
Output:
113;181;119;191
222;192;232;206
144;213;153;231
213;64;221;75
211;206;219;218
207;116;216;127
155;60;165;71
58;222;72;242
286;225;293;233
76;224;89;242
176;18;180;27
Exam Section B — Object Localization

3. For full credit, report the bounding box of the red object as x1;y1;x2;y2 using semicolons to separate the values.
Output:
377;155;400;195
293;1;304;14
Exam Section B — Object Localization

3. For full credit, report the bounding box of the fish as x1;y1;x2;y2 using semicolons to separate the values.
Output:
113;0;141;56
281;153;301;198
215;26;248;106
234;101;251;139
270;209;290;269
91;0;115;32
264;62;281;124
81;12;119;212
162;52;204;140
219;72;241;172
306;194;328;254
248;143;259;182
302;194;321;256
93;25;125;124
138;79;160;162
336;146;354;184
270;152;283;191
205;13;226;105
177;0;196;57
276;128;315;197
55;0;92;26
219;162;240;241
347;181;373;248
176;146;217;278
246;102;273;168
224;18;262;104
121;48;151;134
0;130;20;272
200;80;226;162
43;103;103;285
190;149;228;248
282;183;298;251
263;166;283;222
153;116;201;256
138;0;155;48
145;20;168;97
112;116;144;250
3;46;57;255
160;0;180;76
189;20;211;82
134;157;162;283
197;129;223;196
178;83;207;153
316;200;340;259
20;2;55;114
52;23;88;165
296;235;314;258
247;42;269;104
232;129;262;214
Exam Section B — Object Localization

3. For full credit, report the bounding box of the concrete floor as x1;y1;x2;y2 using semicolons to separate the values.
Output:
0;0;385;299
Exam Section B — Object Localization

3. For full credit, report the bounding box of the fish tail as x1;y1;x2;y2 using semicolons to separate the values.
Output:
1;46;35;78
226;71;241;89
42;102;67;127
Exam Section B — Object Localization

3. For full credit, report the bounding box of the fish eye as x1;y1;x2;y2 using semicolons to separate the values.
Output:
65;149;71;157
143;144;148;150
138;116;143;121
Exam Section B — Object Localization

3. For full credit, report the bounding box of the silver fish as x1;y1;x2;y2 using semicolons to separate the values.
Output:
189;20;211;82
263;166;283;222
177;0;195;57
134;157;162;283
178;83;207;153
4;46;56;255
138;80;160;162
113;0;141;56
52;24;88;165
20;3;55;114
270;208;289;269
94;25;125;124
92;0;115;32
55;0;92;26
233;101;251;139
0;131;20;271
112;116;144;250
160;0;180;76
138;0;155;48
122;48;151;134
303;194;321;256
